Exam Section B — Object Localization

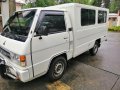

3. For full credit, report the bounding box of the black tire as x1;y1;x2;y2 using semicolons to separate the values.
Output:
89;41;99;56
47;56;67;81
0;65;8;79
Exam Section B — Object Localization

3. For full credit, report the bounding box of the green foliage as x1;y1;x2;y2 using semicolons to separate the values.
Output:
109;0;117;13
93;0;101;7
23;0;95;8
109;0;120;13
64;0;95;5
109;26;120;32
23;0;56;8
80;0;95;5
35;0;55;7
23;3;33;8
22;0;120;13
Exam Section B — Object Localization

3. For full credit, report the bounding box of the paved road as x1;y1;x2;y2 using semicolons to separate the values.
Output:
0;32;120;90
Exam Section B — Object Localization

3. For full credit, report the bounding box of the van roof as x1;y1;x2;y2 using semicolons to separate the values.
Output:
17;3;109;12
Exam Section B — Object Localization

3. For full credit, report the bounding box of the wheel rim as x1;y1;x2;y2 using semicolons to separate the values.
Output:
54;61;64;77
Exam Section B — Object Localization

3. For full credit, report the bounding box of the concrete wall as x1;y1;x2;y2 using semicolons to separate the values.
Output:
117;16;120;26
1;0;9;27
108;18;117;28
16;3;22;11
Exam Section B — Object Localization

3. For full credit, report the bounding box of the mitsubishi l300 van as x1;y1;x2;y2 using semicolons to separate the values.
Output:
0;3;109;82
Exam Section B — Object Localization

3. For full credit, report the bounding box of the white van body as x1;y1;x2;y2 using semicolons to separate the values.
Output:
0;3;109;82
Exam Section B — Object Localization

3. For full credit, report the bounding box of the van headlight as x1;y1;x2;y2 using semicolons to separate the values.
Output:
11;53;26;67
11;53;19;60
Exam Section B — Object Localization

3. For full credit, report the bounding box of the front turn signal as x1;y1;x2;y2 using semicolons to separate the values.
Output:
20;55;26;67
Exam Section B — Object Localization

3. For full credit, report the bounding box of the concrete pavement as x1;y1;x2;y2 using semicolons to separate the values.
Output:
0;32;120;90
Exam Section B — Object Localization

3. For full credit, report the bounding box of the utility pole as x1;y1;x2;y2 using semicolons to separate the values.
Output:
56;0;64;4
9;0;16;16
101;0;105;8
101;0;110;8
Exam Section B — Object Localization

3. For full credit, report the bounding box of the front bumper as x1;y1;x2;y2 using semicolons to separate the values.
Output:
0;56;30;82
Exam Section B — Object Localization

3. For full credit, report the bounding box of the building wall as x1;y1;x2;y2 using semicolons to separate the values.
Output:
1;0;9;27
117;16;120;26
108;17;117;27
16;3;22;11
117;11;120;26
108;12;120;28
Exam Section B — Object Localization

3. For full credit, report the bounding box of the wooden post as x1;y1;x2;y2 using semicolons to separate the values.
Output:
9;0;16;16
117;10;120;26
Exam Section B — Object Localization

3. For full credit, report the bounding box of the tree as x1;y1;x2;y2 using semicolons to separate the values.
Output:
23;0;56;8
80;0;95;5
109;0;120;13
23;0;102;8
35;0;56;7
104;0;110;8
115;0;120;12
93;0;102;7
23;0;120;13
64;0;95;5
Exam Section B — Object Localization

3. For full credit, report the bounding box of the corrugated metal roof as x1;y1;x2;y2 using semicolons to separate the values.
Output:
15;0;36;4
109;13;118;18
15;0;26;4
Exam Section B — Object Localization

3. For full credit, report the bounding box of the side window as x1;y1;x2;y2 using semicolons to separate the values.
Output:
89;10;95;25
81;9;89;26
98;11;107;23
81;8;95;26
37;12;66;35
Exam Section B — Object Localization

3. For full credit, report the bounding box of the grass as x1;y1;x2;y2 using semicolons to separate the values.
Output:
108;26;120;32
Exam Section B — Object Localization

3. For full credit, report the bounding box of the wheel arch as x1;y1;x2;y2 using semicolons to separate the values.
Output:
46;52;67;73
96;38;101;47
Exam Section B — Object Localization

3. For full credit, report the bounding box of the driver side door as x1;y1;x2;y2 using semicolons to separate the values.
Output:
31;11;70;76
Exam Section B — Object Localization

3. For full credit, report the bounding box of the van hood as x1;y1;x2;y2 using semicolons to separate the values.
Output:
0;35;30;55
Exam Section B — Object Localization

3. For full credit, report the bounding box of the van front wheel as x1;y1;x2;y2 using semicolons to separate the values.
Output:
89;41;99;56
48;56;67;81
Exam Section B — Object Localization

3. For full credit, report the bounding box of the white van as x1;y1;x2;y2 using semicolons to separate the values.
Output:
0;3;109;82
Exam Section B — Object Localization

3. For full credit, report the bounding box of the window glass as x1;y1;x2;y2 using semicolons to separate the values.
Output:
1;10;36;42
98;11;107;23
81;9;89;26
89;10;95;25
81;9;95;26
38;14;66;35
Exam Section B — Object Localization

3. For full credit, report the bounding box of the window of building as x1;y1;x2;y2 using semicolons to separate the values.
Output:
81;8;95;26
98;11;107;23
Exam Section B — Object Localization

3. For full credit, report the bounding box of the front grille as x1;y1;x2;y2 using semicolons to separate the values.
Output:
0;47;11;59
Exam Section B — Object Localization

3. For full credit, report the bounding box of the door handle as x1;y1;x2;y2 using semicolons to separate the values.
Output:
64;37;68;39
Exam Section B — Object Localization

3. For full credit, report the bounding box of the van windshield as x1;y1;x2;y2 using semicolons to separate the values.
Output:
1;10;36;42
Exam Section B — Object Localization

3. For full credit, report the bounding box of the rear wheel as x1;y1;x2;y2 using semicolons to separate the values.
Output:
89;41;99;56
48;56;67;81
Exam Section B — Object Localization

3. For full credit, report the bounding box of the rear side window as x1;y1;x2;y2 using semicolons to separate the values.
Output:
81;8;95;26
98;11;107;23
41;15;66;34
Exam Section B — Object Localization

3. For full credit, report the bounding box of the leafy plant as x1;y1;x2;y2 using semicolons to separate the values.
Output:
22;0;120;13
23;0;95;8
109;26;120;32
